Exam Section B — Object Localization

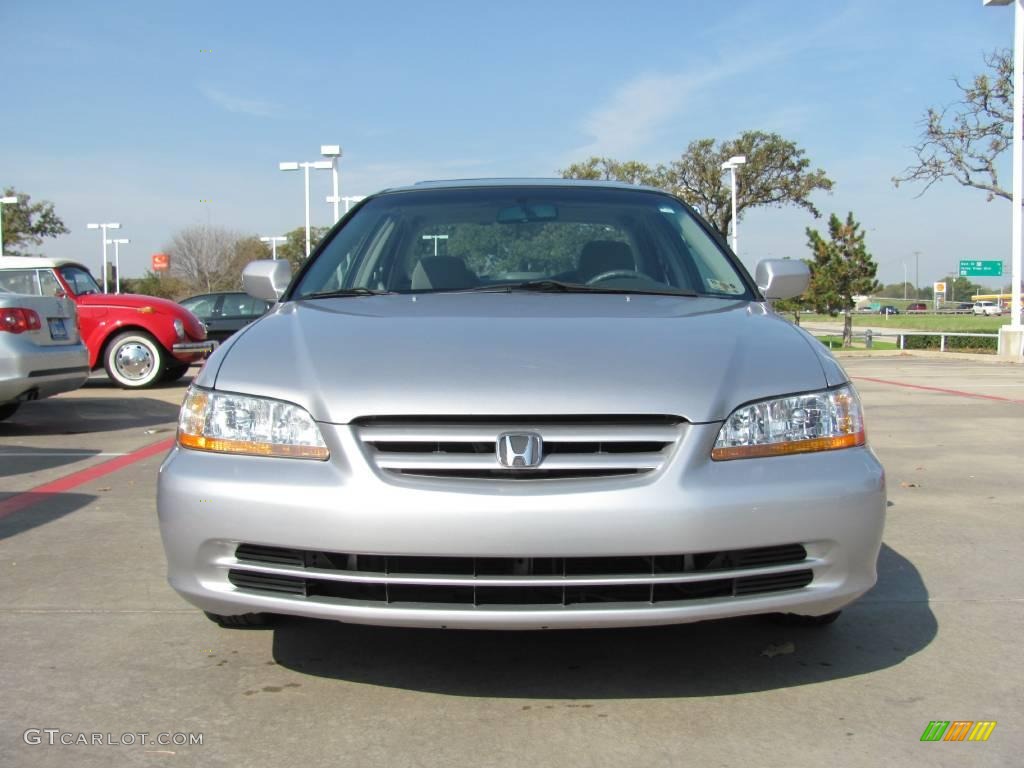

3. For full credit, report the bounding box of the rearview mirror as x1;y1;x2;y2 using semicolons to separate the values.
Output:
496;203;558;223
243;260;292;302
755;259;809;301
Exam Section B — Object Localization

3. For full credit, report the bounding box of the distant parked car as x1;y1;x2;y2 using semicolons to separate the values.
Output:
957;302;975;313
878;305;900;315
0;287;89;421
179;292;273;343
0;257;214;388
973;300;1002;316
906;303;927;313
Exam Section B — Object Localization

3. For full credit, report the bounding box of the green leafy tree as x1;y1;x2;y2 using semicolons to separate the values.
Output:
805;213;881;347
560;131;834;239
0;188;69;256
558;158;662;186
119;271;189;300
946;276;984;302
275;226;331;272
894;50;1012;201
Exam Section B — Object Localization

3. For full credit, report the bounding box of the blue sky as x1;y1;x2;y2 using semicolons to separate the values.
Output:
1;0;1016;288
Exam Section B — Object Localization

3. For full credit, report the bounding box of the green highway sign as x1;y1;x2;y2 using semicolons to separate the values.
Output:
959;260;1003;277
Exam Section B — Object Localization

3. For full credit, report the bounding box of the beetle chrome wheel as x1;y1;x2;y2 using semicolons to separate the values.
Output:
104;331;166;388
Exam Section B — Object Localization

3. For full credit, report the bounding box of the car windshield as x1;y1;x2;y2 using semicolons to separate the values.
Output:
59;265;102;295
292;186;754;300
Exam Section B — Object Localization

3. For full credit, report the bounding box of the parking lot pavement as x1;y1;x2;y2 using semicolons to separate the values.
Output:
0;358;1021;767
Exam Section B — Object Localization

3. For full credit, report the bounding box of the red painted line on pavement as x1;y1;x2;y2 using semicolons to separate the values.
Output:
0;437;175;520
852;376;1024;404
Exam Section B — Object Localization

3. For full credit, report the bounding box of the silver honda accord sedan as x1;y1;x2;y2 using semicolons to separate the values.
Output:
157;179;885;630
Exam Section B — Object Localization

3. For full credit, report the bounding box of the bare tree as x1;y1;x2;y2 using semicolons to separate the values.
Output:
894;49;1012;202
165;225;268;294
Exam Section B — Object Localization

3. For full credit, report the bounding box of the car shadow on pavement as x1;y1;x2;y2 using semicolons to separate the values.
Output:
0;397;180;437
0;447;103;478
83;373;195;390
0;492;96;541
270;544;935;698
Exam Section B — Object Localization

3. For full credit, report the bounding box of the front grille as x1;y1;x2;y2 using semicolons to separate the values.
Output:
228;543;813;608
354;415;683;480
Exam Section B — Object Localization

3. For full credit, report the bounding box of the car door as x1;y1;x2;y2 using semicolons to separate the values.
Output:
181;294;232;342
215;293;271;340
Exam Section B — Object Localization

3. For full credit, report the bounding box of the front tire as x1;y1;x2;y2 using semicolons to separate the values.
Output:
104;331;166;389
162;362;191;383
0;402;20;421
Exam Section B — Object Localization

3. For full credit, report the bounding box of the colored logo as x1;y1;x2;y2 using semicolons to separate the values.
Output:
920;721;996;742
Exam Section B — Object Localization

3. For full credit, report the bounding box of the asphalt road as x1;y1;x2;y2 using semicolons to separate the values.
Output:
0;358;1021;767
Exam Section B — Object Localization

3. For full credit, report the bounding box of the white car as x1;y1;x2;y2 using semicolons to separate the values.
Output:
0;287;90;421
973;301;1002;316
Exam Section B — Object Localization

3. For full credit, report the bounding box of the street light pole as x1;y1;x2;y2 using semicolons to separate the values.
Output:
86;222;121;292
422;234;449;256
0;195;18;256
105;238;129;293
720;155;746;255
321;145;342;224
260;236;286;260
903;263;908;300
342;195;365;213
985;0;1024;346
279;159;332;258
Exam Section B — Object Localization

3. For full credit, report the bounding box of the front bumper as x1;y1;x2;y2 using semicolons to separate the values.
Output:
157;423;886;629
171;340;218;363
0;339;90;404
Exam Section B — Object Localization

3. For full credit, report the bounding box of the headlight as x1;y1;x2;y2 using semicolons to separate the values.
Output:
173;318;185;340
177;386;329;460
712;384;865;460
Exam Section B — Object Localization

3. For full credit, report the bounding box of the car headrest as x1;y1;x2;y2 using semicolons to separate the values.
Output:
411;256;478;291
578;240;635;282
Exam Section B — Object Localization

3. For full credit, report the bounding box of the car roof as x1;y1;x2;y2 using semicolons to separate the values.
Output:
378;177;670;195
0;256;88;271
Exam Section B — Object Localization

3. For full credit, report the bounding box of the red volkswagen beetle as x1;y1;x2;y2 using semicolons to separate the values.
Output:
0;257;215;388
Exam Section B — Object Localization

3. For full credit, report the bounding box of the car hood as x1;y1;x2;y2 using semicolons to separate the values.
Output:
208;293;837;424
76;293;206;337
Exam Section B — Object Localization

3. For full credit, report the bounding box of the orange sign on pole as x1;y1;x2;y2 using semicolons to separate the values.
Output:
152;253;170;272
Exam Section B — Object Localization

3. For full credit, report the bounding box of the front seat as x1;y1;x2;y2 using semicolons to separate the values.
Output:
410;256;479;291
577;240;635;282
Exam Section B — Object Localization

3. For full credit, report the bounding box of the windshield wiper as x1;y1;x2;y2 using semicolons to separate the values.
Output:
461;280;698;297
303;288;395;299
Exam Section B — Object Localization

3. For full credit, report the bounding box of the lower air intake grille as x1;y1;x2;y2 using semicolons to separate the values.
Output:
228;543;813;608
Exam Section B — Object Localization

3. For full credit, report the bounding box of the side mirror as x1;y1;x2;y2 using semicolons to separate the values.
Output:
243;260;292;302
755;259;809;301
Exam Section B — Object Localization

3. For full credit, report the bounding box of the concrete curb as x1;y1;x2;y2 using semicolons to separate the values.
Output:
830;349;1021;364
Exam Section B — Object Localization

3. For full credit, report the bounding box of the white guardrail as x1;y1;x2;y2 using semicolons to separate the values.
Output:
815;329;999;352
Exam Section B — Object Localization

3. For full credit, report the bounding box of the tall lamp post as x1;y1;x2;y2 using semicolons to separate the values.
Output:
105;238;129;293
342;195;365;213
321;145;342;224
279;159;332;258
260;235;286;260
720;155;747;256
0;195;18;256
985;0;1024;356
86;222;120;292
422;234;449;256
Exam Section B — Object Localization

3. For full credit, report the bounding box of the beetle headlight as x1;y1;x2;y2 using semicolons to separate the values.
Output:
173;318;185;340
712;384;865;460
177;386;329;460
